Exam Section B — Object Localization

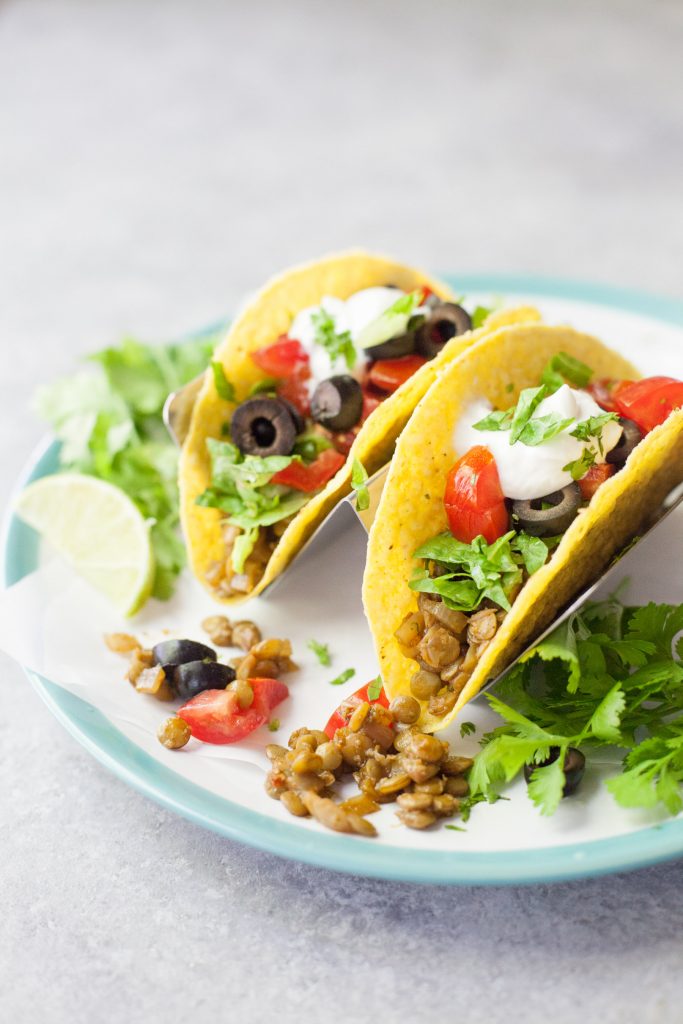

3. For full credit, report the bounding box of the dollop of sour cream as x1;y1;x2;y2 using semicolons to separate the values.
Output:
454;384;623;500
288;287;411;390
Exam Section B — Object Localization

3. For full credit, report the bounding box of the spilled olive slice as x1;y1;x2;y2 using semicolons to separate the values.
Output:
231;397;297;457
524;746;586;797
173;660;236;701
416;303;472;358
363;331;416;361
512;483;581;537
152;639;217;675
606;418;642;466
311;375;363;431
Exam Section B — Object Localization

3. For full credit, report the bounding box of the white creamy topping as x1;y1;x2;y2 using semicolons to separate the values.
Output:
453;384;623;500
288;286;414;393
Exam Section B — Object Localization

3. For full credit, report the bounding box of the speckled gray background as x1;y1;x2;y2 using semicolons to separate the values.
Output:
2;1;683;1021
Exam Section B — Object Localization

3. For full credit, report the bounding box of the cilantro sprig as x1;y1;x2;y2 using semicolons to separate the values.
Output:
311;308;356;370
469;598;683;816
308;639;331;666
351;458;370;512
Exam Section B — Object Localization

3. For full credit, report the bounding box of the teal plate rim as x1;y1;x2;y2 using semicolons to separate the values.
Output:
4;273;683;886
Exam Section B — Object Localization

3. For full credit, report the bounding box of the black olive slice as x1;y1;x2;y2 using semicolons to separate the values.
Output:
231;397;297;457
606;418;642;466
512;483;581;537
524;746;586;797
173;660;236;701
363;331;416;361
310;375;363;431
416;303;473;359
279;397;305;435
152;639;217;675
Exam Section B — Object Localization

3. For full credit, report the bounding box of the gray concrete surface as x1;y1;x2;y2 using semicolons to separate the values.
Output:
2;1;683;1021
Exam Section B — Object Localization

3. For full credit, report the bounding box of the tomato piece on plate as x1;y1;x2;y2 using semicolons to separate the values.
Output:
612;376;683;434
578;462;615;500
252;337;310;378
443;445;509;544
324;682;390;740
368;355;427;394
360;387;383;424
178;678;289;745
271;448;345;493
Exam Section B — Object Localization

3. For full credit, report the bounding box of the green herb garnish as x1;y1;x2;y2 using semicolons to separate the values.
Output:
444;825;468;832
570;412;619;456
563;447;596;481
268;719;280;733
308;639;331;666
351;458;370;511
248;377;279;397
541;351;593;390
356;291;422;351
367;675;383;701
329;667;356;687
410;530;550;613
469;597;683;817
311;308;356;370
460;721;476;738
211;361;236;402
35;332;216;601
471;305;493;330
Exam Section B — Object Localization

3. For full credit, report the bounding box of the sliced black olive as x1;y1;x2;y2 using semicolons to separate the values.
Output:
524;747;586;797
606;418;642;466
416;303;473;359
231;397;297;457
152;639;217;675
512;483;581;537
310;375;363;431
363;330;416;361
172;660;236;701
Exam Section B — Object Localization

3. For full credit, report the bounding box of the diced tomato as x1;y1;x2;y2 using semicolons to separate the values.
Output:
587;377;625;413
277;368;311;416
417;286;434;305
578;462;615;500
252;336;310;378
368;355;427;394
443;445;509;544
271;448;345;493
361;387;383;424
612;376;683;435
177;678;289;745
329;430;357;456
324;682;390;740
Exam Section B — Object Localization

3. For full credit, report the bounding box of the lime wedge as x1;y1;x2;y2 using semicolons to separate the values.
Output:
15;473;155;616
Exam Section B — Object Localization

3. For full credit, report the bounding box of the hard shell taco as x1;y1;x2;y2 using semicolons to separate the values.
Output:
180;251;539;602
363;323;683;732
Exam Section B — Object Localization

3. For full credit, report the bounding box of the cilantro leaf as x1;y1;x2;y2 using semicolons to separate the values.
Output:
311;308;356;370
570;413;618;456
473;409;513;433
356;290;421;351
509;385;550;444
526;751;567;816
329;667;356;686
471;305;493;329
308;639;331;666
460;721;476;738
516;413;575;447
351;458;370;511
367;675;383;700
563;447;596;480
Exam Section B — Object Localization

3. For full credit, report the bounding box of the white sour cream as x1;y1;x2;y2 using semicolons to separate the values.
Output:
288;287;413;391
454;384;623;500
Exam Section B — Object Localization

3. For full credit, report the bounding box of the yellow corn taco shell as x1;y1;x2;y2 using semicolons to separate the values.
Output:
180;250;540;603
363;323;683;732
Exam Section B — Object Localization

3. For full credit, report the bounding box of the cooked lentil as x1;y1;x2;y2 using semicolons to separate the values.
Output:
232;620;262;651
104;632;140;654
201;615;234;647
157;716;191;749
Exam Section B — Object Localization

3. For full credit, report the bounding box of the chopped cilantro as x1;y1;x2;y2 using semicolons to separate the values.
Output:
471;305;493;330
357;291;422;351
308;639;331;666
351;458;370;511
311;308;356;370
329;667;356;687
410;530;549;613
460;721;476;738
563;447;596;480
570;412;619;456
367;675;383;701
509;384;551;444
444;825;468;832
211;361;236;402
542;351;593;391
